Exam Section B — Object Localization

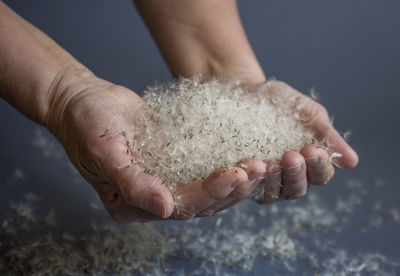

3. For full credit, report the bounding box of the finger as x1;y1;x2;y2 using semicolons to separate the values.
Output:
172;167;248;219
266;81;358;169
235;158;266;180
305;105;359;169
257;159;283;204
325;129;359;169
300;144;335;185
280;151;307;200
197;177;254;217
94;135;175;218
212;177;265;212
197;159;266;216
116;168;174;218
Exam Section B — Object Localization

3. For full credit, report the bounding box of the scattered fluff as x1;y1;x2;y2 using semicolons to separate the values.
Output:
1;224;174;275
133;78;315;193
2;182;400;275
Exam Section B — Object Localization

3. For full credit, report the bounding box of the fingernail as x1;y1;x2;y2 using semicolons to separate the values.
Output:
146;195;167;218
285;164;302;175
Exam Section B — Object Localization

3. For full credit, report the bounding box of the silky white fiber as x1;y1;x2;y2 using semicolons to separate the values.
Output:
133;78;316;194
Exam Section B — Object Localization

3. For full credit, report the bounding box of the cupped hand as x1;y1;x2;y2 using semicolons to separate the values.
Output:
44;71;263;222
251;80;359;204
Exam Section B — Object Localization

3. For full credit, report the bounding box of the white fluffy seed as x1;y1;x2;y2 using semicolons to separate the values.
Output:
133;78;315;197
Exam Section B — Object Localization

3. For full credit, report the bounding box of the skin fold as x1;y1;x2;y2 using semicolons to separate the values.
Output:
0;0;358;222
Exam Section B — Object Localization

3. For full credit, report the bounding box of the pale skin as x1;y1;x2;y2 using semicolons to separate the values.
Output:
0;0;358;222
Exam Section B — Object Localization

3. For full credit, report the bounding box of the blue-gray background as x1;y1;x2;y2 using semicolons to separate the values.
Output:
1;0;399;274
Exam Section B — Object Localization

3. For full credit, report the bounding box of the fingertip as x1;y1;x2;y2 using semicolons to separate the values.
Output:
327;131;359;169
346;146;359;168
154;193;175;218
235;158;266;180
349;149;359;168
119;171;174;218
141;193;172;218
333;148;359;169
281;151;305;169
301;144;334;185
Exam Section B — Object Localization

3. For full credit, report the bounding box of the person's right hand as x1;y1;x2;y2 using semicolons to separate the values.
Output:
45;69;265;222
248;80;359;204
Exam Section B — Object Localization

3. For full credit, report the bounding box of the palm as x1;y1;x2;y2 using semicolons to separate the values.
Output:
55;79;263;222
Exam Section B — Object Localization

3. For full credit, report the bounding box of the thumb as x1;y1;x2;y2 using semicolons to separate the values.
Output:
98;135;175;218
113;164;175;218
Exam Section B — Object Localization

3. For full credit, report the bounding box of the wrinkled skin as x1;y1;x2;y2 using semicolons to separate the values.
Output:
46;73;358;223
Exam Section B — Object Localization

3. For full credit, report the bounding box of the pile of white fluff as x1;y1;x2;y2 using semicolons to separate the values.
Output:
133;78;316;195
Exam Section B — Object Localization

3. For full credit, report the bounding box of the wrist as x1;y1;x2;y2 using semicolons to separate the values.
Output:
167;47;266;84
135;0;266;85
42;65;95;136
162;33;266;84
203;56;266;84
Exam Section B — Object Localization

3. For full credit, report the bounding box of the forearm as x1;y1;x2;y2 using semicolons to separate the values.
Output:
0;1;89;125
134;0;265;83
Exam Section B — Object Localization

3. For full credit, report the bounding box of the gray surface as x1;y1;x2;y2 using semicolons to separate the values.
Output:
0;0;399;275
